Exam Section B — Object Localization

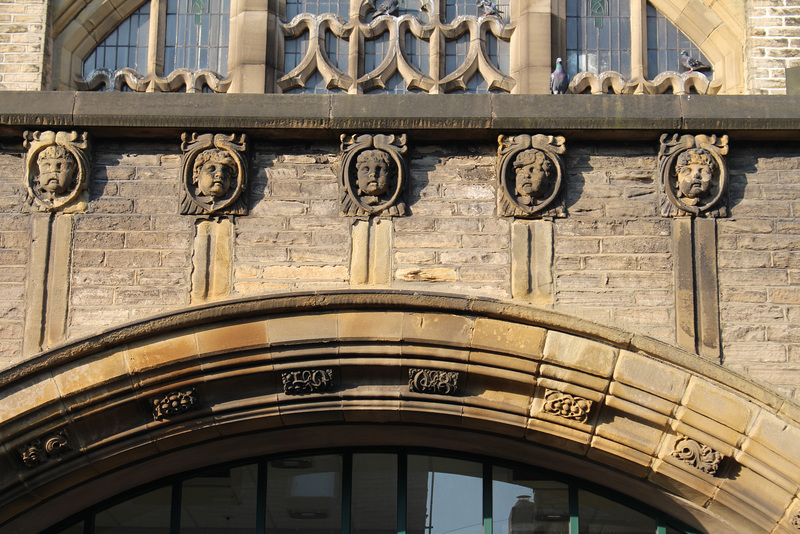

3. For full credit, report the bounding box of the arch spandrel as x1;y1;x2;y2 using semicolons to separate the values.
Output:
0;291;799;533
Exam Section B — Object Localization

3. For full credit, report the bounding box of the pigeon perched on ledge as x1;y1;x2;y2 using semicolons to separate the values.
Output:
372;0;399;18
477;0;500;17
680;50;712;73
550;58;569;94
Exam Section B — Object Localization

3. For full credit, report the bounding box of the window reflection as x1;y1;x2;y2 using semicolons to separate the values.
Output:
493;466;569;534
578;489;655;533
179;465;258;532
352;454;397;534
94;486;172;533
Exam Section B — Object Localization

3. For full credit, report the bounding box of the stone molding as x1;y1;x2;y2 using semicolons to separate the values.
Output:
282;368;334;395
180;132;249;216
408;368;459;395
0;291;799;533
671;434;723;475
152;388;199;420
658;133;729;218
497;134;566;218
17;428;71;468
23;130;90;213
569;71;722;95
339;133;408;216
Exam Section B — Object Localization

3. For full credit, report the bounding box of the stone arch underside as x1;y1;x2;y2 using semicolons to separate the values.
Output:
1;291;799;533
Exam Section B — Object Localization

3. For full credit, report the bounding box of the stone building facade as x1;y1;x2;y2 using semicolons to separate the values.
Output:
2;0;800;533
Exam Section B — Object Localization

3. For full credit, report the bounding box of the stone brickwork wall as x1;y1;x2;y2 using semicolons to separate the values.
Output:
0;153;27;368
0;0;46;91
719;143;800;401
3;137;800;403
749;0;800;94
68;143;192;339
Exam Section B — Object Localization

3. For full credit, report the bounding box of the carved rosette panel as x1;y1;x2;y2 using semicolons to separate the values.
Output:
23;130;90;212
408;368;458;395
541;389;592;423
791;514;800;530
339;133;408;216
671;435;723;475
152;388;199;420
180;133;248;216
282;369;334;395
18;429;72;467
497;134;567;218
658;133;729;218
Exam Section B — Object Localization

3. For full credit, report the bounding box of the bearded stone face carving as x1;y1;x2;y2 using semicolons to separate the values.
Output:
659;134;728;217
180;133;248;216
24;131;90;212
340;133;407;217
497;134;566;218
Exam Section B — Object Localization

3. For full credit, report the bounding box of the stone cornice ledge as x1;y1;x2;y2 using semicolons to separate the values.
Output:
0;93;798;141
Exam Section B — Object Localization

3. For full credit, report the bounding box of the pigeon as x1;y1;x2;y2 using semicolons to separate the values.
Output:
372;0;399;18
680;50;711;73
477;0;500;16
550;57;569;94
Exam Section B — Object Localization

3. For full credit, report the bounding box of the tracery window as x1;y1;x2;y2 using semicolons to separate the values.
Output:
278;0;514;94
80;0;231;92
566;0;711;87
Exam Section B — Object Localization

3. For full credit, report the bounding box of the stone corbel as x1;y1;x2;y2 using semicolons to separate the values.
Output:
23;130;90;213
339;133;408;217
658;133;728;218
497;134;566;218
180;133;249;216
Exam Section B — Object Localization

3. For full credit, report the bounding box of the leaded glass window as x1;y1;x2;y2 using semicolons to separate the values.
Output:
82;3;150;78
646;2;710;79
566;0;632;77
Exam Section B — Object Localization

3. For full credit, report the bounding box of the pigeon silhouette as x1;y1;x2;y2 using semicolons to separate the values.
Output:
373;0;399;18
550;57;569;94
680;50;711;73
477;0;500;16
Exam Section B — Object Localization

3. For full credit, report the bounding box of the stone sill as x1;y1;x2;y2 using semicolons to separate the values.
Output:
1;92;799;141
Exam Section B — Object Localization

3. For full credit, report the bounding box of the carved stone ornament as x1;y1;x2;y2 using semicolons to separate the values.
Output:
23;130;90;212
282;369;334;395
497;134;567;218
180;133;248;216
791;513;800;530
541;389;592;423
671;434;723;475
408;368;458;395
17;428;72;467
339;133;408;217
152;388;199;420
658;133;729;218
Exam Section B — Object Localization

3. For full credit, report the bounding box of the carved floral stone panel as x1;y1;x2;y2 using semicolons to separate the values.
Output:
658;133;729;217
497;134;567;218
18;428;72;467
339;133;408;217
408;368;458;395
282;369;334;395
541;389;592;423
152;388;199;420
671;434;723;475
791;514;800;530
180;133;249;216
23;131;90;212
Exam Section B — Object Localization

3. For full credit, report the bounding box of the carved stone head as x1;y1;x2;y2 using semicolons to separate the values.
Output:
498;134;566;218
193;149;236;199
24;131;90;212
675;148;715;204
659;134;728;217
36;145;77;195
340;134;407;217
513;149;555;203
355;149;393;199
180;133;248;216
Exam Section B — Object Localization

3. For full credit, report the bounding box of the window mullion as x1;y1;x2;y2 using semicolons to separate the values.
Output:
148;0;168;79
630;0;646;81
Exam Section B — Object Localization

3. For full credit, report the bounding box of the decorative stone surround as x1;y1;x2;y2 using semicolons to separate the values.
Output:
339;133;408;216
23;130;90;213
180;133;249;216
